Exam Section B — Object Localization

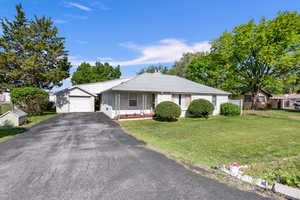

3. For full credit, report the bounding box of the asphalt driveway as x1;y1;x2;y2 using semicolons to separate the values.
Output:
0;113;271;200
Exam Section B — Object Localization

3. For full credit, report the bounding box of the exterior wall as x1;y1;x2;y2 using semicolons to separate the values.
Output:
0;114;19;126
49;94;56;103
19;116;27;126
56;91;70;113
56;88;95;113
101;91;115;118
156;93;172;104
102;91;229;119
0;92;11;103
101;91;154;119
214;95;229;115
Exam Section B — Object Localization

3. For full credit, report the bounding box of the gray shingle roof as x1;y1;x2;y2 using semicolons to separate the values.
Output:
0;109;27;118
111;73;230;95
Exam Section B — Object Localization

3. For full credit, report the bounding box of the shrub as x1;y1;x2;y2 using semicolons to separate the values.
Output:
10;87;49;116
220;103;241;116
188;99;214;118
155;101;181;121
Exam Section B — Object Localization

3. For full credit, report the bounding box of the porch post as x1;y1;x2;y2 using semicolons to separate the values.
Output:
115;93;120;119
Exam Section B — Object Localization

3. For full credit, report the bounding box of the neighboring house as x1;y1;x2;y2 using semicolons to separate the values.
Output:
270;93;300;108
49;92;56;103
0;90;11;103
55;73;230;119
0;109;27;127
243;89;272;109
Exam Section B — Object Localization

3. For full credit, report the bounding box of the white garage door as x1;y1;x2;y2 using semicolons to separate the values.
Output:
69;96;93;112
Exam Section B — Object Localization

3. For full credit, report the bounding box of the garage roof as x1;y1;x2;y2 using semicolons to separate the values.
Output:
74;78;132;95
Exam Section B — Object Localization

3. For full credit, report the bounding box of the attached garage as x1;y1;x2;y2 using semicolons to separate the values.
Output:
69;96;93;112
55;87;96;113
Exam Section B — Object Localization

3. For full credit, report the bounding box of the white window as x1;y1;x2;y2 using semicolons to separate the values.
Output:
212;95;217;106
129;93;137;107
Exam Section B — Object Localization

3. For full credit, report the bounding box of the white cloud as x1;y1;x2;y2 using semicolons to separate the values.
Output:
68;39;211;68
67;2;92;11
97;57;113;61
109;39;211;66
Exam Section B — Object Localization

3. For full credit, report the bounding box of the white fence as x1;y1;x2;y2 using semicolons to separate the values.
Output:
228;99;243;113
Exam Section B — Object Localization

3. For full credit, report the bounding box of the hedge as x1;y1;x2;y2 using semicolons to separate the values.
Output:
188;99;214;118
220;103;241;116
155;101;181;121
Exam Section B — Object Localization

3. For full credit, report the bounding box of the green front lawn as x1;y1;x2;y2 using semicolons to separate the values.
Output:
0;111;56;142
24;111;56;128
120;110;300;187
0;127;25;142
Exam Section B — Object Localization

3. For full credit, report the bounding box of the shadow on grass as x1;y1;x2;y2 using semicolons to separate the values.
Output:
153;117;178;122
280;109;300;113
0;127;26;141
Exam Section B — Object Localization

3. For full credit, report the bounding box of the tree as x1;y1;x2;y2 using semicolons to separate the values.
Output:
0;4;71;90
169;52;209;77
137;64;169;74
186;53;241;95
210;11;300;108
71;62;121;85
10;87;49;116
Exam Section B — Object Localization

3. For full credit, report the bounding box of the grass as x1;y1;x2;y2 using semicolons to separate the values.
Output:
24;111;56;128
0;103;12;114
120;109;300;187
0;127;25;142
0;111;56;142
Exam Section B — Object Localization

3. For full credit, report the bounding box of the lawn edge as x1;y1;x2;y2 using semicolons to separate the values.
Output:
0;113;57;143
118;121;285;200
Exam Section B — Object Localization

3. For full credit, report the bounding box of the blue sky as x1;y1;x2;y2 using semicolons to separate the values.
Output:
1;0;299;90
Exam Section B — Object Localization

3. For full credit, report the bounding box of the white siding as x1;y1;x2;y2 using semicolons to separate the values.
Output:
156;93;172;104
56;91;70;113
101;91;229;119
0;113;27;127
101;92;115;118
214;95;228;115
55;88;95;113
191;94;228;115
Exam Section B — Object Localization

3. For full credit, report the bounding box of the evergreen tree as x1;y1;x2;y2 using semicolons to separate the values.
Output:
0;4;71;90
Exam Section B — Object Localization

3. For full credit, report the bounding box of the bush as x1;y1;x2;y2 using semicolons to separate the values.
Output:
155;101;181;121
220;103;241;116
10;87;49;116
188;99;214;118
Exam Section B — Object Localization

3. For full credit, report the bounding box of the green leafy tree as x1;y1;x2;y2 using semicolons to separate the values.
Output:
137;64;169;74
169;52;209;76
0;4;71;90
186;53;241;95
10;87;49;116
218;12;299;107
71;62;121;85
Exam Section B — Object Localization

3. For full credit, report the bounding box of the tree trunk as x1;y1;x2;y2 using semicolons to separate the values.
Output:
251;91;258;110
